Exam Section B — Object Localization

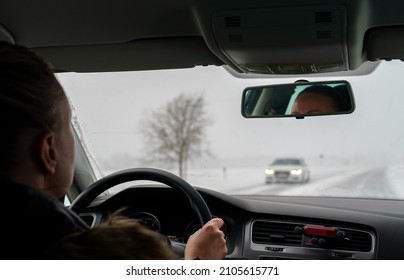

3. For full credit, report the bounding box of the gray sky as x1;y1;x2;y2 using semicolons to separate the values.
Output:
57;61;404;170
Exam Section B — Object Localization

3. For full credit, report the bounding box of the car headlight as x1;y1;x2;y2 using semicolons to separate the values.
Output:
290;169;303;175
265;169;275;175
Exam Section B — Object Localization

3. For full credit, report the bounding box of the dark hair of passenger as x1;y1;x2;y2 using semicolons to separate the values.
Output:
0;42;66;176
51;213;178;260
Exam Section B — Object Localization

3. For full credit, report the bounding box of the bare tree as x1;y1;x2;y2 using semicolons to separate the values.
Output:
140;93;211;178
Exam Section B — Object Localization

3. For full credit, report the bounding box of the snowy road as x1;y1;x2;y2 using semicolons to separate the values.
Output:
104;164;404;199
187;165;403;199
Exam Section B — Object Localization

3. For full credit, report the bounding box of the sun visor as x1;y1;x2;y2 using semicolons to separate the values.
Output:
367;26;404;61
212;6;348;75
0;25;15;44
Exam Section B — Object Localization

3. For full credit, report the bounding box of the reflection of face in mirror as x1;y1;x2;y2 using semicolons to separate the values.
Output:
291;85;342;115
242;81;353;118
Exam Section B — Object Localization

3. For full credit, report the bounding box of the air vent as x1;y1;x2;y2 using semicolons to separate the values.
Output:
315;11;332;23
328;229;372;252
225;16;241;27
252;221;303;246
79;214;95;227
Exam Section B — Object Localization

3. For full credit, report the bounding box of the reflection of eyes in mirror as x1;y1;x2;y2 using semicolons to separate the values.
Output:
242;81;354;118
289;85;347;115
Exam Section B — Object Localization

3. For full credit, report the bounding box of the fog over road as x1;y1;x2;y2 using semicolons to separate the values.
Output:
105;164;404;199
186;165;401;199
257;168;396;198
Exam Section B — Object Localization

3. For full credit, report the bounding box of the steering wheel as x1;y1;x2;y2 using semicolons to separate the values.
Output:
69;168;212;256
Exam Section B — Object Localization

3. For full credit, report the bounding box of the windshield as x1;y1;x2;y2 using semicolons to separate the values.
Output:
58;60;404;199
272;159;304;165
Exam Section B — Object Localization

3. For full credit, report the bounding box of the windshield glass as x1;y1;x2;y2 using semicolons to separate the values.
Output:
272;159;304;165
58;60;404;199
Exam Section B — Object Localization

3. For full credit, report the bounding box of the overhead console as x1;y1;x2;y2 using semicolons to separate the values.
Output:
366;26;404;61
212;6;348;74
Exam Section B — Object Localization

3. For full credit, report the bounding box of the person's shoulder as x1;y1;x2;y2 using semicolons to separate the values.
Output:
0;178;87;259
0;178;58;212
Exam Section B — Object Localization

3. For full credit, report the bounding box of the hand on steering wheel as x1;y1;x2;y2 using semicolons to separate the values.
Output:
70;168;226;259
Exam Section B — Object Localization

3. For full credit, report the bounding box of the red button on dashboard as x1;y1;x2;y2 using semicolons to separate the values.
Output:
303;226;337;237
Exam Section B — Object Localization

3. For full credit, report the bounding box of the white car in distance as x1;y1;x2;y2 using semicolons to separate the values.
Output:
265;158;310;184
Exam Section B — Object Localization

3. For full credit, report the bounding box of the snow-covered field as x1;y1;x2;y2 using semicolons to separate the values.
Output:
188;164;404;199
103;162;404;200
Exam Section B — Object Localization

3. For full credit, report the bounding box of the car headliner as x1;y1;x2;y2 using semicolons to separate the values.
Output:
0;0;403;74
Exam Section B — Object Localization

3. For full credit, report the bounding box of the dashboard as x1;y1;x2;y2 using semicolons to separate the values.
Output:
78;184;404;259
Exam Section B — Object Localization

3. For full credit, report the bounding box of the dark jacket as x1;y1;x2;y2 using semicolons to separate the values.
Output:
0;179;88;259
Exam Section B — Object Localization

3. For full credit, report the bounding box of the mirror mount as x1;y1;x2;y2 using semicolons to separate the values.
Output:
294;79;309;84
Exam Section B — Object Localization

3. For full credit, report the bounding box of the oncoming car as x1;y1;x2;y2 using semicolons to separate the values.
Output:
265;158;310;184
3;0;404;260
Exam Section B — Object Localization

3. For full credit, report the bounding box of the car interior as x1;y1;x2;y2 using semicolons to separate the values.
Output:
2;0;404;260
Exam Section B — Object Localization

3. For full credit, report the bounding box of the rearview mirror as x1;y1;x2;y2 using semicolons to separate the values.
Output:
242;81;355;119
